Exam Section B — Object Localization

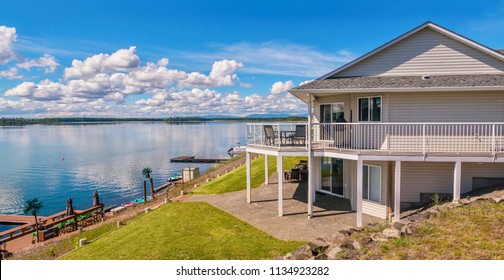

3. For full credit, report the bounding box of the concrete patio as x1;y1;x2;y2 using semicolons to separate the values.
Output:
186;174;382;242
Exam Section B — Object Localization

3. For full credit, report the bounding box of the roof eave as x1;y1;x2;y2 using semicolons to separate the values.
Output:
289;86;504;95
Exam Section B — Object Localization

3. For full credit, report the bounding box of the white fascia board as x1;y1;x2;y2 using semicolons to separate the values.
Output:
359;155;501;163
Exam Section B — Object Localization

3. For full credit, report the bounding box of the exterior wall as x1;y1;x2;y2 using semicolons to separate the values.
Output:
334;28;504;77
388;91;504;122
350;160;390;213
399;162;504;204
461;163;504;192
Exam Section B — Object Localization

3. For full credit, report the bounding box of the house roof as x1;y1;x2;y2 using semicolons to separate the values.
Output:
497;49;504;55
294;74;504;91
315;22;504;80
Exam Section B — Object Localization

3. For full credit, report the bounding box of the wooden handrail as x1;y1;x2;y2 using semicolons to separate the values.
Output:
0;204;104;243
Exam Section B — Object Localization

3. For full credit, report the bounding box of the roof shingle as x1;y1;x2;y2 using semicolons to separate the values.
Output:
294;74;504;90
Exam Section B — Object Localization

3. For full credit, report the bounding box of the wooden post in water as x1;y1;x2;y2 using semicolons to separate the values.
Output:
143;180;147;204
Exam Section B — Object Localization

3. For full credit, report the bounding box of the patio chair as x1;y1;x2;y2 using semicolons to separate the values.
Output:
290;168;301;182
289;125;306;146
263;125;276;145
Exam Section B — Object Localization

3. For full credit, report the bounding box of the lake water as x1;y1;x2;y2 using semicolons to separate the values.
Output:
0;122;245;231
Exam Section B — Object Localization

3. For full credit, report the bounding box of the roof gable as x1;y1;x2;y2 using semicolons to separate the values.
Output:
322;22;504;79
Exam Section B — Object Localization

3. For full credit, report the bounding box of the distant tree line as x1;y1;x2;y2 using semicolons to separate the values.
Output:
0;117;165;126
0;116;308;126
165;116;307;123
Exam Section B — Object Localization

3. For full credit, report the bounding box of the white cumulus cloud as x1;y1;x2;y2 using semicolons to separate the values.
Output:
270;80;294;95
0;26;17;64
178;59;243;88
0;67;22;79
17;54;59;73
64;46;141;79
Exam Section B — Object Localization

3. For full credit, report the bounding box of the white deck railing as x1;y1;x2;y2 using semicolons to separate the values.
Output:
247;122;504;155
315;123;504;154
246;123;308;149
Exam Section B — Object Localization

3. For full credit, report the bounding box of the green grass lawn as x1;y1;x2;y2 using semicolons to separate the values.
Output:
191;155;307;194
61;202;303;260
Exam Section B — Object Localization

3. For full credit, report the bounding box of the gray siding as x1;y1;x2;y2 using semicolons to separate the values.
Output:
335;28;504;77
400;162;454;203
399;162;504;203
388;91;504;122
461;163;504;193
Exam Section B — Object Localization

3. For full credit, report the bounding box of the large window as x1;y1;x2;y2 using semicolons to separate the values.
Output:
362;165;381;203
358;97;381;122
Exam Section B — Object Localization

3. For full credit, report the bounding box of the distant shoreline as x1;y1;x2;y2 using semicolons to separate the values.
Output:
0;116;307;126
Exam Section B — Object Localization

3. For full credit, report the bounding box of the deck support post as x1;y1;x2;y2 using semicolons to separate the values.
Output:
246;152;251;203
307;93;314;218
394;160;401;222
453;161;462;201
277;155;283;217
356;159;363;227
264;155;269;185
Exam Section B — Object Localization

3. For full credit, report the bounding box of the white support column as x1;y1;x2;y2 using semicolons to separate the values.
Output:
453;161;462;201
394;160;402;222
246;152;251;204
307;93;314;218
264;155;269;186
277;155;283;217
356;159;363;227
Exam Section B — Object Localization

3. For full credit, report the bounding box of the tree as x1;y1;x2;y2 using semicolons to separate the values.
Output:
142;167;155;199
24;198;43;242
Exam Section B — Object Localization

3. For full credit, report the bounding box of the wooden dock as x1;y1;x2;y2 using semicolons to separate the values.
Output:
0;215;46;225
170;156;228;163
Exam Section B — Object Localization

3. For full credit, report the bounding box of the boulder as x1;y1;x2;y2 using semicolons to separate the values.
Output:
315;253;328;260
370;233;388;242
340;241;355;250
338;229;352;236
469;196;484;203
330;233;346;245
400;225;413;235
459;198;471;205
352;241;361;251
326;247;343;260
423;209;439;219
291;245;312;259
308;242;328;255
382;228;401;239
360;236;373;245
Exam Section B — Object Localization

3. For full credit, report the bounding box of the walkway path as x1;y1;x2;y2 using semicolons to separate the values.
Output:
187;173;381;242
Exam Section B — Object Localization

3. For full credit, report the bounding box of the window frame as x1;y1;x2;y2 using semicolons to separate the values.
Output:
358;96;382;122
362;164;382;203
319;102;345;123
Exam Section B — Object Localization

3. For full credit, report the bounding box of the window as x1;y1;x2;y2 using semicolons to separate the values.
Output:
362;165;381;203
358;97;381;121
320;103;345;123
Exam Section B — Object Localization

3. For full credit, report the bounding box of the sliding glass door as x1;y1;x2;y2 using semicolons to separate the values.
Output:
320;157;344;196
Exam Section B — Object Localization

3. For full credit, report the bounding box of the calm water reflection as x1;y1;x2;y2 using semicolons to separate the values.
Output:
0;122;245;219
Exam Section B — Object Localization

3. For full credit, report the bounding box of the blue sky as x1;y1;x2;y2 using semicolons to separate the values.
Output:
1;0;504;117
